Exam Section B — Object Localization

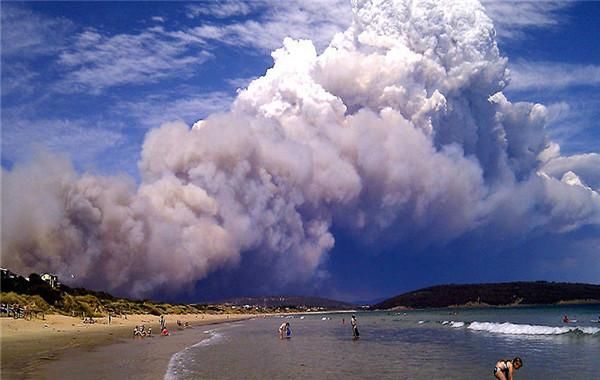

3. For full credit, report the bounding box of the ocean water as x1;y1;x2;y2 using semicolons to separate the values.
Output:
165;305;600;379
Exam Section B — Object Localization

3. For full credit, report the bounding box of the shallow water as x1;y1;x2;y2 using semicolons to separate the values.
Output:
165;305;600;379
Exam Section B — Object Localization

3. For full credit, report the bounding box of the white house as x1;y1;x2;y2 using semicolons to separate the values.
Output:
41;273;59;288
0;268;17;280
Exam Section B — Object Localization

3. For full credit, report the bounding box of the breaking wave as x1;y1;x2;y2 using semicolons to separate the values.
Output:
466;321;600;336
441;320;465;328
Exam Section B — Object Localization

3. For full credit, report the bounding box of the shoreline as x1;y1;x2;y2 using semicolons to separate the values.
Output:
1;313;254;379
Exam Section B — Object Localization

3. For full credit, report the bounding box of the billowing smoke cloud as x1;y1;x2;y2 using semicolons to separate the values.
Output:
2;0;599;297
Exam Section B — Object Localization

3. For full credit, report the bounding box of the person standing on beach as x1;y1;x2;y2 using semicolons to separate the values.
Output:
351;315;359;339
493;357;522;380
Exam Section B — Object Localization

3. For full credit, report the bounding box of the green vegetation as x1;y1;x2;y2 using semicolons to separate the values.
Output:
0;270;233;317
373;281;600;310
1;292;51;313
1;269;329;317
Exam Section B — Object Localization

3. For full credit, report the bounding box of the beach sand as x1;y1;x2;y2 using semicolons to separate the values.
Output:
1;313;253;379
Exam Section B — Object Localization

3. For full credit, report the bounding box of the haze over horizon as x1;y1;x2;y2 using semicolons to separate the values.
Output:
2;0;599;303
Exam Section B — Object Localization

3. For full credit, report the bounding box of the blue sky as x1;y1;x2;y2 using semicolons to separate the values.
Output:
2;1;599;303
2;1;351;177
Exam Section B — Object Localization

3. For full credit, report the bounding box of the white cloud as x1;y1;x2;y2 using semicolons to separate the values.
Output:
1;65;39;97
0;3;73;57
503;61;600;155
1;4;72;97
121;91;235;129
226;76;259;90
187;1;253;18
56;28;213;93
482;0;573;41
542;153;600;190
183;0;352;52
508;61;600;91
1;116;126;169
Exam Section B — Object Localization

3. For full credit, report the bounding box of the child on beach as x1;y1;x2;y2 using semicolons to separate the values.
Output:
493;357;522;380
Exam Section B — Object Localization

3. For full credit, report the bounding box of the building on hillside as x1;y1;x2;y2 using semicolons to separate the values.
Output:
0;268;17;280
41;273;59;288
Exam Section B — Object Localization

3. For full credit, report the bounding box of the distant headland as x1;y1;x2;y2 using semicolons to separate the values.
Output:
372;281;600;310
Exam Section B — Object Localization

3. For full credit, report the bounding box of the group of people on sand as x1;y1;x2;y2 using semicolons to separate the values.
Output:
82;316;95;324
133;324;152;338
278;315;523;379
132;315;172;338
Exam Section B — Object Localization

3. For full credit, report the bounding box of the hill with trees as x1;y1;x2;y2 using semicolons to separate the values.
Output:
372;281;600;310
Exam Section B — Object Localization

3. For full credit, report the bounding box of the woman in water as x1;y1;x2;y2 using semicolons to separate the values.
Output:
278;322;291;339
493;357;522;380
351;315;359;339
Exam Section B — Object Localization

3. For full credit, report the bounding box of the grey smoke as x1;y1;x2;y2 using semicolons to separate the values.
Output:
2;0;599;297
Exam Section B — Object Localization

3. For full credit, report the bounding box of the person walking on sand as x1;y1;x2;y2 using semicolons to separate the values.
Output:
351;315;359;339
493;357;522;380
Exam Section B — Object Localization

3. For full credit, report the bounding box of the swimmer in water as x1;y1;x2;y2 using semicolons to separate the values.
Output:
493;357;522;380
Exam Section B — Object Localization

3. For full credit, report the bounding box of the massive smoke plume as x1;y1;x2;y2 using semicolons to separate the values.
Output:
2;0;599;298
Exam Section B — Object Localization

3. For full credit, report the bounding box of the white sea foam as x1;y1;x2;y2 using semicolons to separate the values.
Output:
467;321;600;336
191;331;225;347
440;320;464;327
164;330;225;380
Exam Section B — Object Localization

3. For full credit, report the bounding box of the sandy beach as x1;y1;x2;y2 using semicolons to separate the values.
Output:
1;313;254;379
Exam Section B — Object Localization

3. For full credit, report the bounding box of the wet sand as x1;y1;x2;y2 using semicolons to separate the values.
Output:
0;313;253;379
